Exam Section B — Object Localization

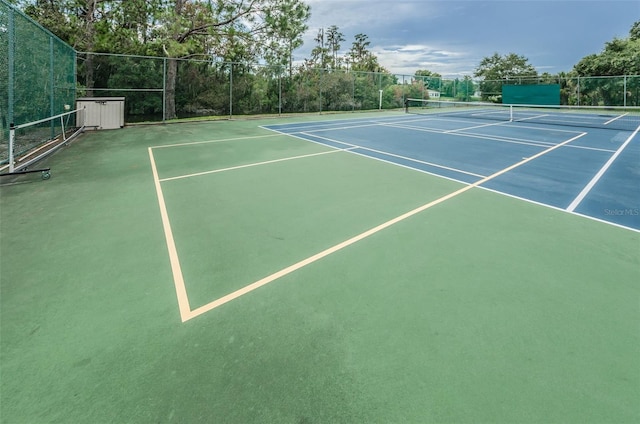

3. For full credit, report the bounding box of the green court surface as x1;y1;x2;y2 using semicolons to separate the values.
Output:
1;113;639;423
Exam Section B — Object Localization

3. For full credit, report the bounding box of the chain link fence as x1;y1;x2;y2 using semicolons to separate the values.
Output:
77;52;639;124
1;0;76;165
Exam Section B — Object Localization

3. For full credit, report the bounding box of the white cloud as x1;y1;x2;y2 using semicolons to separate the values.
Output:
374;44;477;76
294;0;640;76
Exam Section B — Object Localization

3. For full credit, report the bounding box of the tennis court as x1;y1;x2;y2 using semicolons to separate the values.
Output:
1;109;639;423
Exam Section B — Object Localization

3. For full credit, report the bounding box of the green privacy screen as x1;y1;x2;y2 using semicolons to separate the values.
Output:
502;84;560;105
0;0;76;165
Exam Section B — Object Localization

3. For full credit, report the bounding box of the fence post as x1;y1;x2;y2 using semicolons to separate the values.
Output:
624;75;627;107
229;63;233;119
162;58;166;123
352;71;355;112
319;68;323;114
279;74;282;116
7;7;14;129
49;37;55;138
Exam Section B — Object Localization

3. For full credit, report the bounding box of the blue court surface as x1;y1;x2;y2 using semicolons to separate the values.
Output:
263;112;640;231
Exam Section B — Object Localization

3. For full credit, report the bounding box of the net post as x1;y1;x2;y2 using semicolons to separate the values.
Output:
9;123;15;173
60;115;66;142
509;104;513;122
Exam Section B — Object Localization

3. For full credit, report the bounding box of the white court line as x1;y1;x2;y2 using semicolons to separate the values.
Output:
384;121;615;153
258;115;430;134
566;124;640;212
159;148;355;182
478;185;640;234
151;133;281;149
184;131;587;321
300;131;486;178
444;120;513;133
604;113;628;125
383;122;558;150
148;148;192;322
513;114;549;123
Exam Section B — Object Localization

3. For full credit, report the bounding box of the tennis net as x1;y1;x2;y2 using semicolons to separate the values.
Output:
405;99;640;131
1;108;85;174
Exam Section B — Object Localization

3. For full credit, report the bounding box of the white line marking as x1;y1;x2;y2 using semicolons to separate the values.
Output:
152;134;281;149
513;113;549;122
444;120;512;133
382;122;557;149
478;185;640;233
184;131;586;321
148;148;192;322
566;124;640;212
301;132;486;178
268;124;636;233
159;148;354;182
604;113;628;125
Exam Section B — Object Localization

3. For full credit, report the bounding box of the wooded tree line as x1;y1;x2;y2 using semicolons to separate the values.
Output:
8;1;640;120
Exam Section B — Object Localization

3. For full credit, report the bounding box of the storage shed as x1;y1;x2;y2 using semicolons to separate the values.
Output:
76;97;125;130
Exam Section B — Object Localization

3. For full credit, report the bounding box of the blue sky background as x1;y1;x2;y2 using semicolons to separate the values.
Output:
297;0;640;77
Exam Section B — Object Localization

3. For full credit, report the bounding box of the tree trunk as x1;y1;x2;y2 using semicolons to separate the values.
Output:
83;1;98;97
163;0;184;120
165;58;177;120
85;53;95;97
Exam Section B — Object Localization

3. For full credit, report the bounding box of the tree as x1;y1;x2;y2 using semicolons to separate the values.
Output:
22;0;161;95
573;21;640;77
630;20;640;41
474;52;538;102
413;70;442;93
348;33;383;72
572;20;640;105
155;0;310;119
309;28;330;69
261;0;310;78
325;25;344;70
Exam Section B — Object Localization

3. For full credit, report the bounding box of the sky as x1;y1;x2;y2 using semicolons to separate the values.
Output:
295;0;640;77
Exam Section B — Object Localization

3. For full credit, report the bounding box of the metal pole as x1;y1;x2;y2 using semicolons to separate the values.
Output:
319;68;323;114
162;58;166;123
229;63;233;119
50;37;55;138
9;125;15;173
73;48;77;117
624;75;627;107
8;8;14;130
279;74;282;116
352;72;355;112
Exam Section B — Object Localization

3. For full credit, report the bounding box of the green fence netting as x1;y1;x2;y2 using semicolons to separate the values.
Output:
1;0;76;165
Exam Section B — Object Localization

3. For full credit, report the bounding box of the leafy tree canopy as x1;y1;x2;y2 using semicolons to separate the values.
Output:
474;52;537;81
573;20;640;76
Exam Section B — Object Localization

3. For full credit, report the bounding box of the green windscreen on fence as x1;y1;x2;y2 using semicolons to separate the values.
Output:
502;84;560;105
1;0;76;165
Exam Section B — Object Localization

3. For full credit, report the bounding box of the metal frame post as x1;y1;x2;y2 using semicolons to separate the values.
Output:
8;7;14;132
229;63;233;119
9;124;15;173
162;58;167;123
50;37;55;138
